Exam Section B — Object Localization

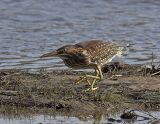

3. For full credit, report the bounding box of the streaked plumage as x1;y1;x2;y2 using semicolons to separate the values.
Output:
41;39;123;91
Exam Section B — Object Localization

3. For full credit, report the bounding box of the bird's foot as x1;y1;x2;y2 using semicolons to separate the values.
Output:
75;74;100;92
76;74;100;83
75;76;85;84
75;74;91;85
75;75;86;84
85;87;98;92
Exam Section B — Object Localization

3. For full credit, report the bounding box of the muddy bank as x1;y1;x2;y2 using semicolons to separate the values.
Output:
0;62;160;117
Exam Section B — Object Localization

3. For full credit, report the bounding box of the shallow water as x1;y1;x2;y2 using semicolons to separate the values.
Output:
0;115;92;124
0;111;160;124
0;0;160;71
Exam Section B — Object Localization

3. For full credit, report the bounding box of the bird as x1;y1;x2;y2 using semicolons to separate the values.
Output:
41;39;124;91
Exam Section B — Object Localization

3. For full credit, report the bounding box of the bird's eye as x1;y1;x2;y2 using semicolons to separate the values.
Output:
58;48;65;54
62;49;65;52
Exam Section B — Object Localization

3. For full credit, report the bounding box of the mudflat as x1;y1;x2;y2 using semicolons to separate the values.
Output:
0;62;160;117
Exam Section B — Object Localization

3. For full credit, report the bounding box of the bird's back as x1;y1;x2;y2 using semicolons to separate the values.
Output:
76;40;123;65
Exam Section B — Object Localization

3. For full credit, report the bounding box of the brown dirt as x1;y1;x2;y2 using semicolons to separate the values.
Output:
0;62;160;116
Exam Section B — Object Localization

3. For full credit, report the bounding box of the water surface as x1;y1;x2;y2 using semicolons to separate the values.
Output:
0;111;160;124
0;0;160;71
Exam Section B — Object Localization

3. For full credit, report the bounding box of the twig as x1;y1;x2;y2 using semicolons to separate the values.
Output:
123;109;159;120
0;90;21;96
145;111;157;120
151;52;154;69
151;71;160;76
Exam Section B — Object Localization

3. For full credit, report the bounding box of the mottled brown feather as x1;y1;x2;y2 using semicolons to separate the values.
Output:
41;39;122;69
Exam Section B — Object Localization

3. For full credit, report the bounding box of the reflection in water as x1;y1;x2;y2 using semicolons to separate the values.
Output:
0;106;160;124
0;0;160;122
0;0;160;71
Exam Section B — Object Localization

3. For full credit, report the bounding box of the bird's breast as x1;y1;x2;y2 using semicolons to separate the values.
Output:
62;55;91;68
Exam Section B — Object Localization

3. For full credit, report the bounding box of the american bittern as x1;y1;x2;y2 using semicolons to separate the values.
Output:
41;40;123;91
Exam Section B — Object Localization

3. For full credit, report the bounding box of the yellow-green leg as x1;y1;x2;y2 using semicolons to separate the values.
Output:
86;78;98;91
86;68;100;91
75;74;92;86
75;64;103;91
96;65;103;80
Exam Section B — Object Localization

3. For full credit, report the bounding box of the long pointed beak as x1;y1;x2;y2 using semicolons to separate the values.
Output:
40;51;58;58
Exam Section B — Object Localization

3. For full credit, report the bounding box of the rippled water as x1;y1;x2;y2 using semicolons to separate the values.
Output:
0;111;160;124
0;0;160;71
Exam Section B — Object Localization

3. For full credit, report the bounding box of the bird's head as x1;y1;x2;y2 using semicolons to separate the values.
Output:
40;45;78;59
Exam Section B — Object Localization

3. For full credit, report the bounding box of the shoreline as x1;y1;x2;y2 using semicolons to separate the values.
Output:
0;62;160;117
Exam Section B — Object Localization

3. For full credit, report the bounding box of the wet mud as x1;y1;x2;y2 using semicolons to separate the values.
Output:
0;62;160;121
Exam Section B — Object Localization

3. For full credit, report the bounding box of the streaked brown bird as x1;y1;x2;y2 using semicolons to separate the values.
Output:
41;39;123;91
